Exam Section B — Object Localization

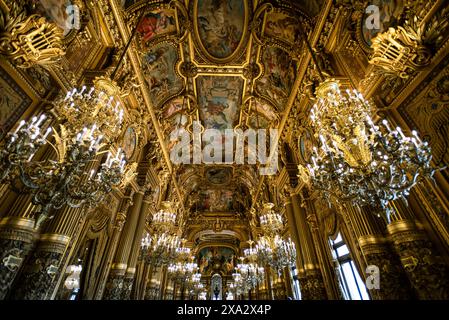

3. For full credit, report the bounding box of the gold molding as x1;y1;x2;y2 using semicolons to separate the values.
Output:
0;217;36;231
39;233;71;245
111;263;128;271
358;234;388;248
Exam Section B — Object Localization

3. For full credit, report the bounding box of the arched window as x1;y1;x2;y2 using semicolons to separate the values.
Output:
330;233;370;300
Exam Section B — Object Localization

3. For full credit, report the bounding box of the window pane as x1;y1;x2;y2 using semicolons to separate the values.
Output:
334;233;343;243
341;262;361;300
351;261;370;300
336;244;349;257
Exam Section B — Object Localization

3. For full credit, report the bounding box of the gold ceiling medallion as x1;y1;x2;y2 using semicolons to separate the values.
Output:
191;0;250;64
0;11;65;68
369;26;431;79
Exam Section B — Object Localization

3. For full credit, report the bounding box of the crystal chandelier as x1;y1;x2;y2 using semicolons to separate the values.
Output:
243;240;258;262
298;79;436;222
54;77;126;143
168;260;199;283
253;203;296;273
152;201;178;233
256;234;296;274
175;239;192;262
232;256;264;293
140;231;181;267
259;203;284;235
0;116;128;227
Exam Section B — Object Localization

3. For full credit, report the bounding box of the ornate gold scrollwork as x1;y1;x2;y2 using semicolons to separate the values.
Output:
369;26;431;79
0;6;65;68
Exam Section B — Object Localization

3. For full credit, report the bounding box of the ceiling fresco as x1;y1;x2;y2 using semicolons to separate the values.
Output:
122;0;319;245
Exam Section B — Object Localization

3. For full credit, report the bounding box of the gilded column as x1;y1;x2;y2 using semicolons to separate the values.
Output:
103;190;144;299
0;145;55;299
387;199;449;299
95;191;132;299
284;198;306;279
291;193;327;299
125;194;151;300
10;218;74;300
0;216;37;299
344;205;414;299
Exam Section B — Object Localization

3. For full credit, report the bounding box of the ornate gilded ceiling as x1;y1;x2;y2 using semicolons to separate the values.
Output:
115;0;324;247
8;0;448;254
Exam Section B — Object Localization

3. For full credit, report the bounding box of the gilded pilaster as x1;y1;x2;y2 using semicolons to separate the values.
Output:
127;194;151;299
291;193;327;299
344;205;414;299
103;190;144;299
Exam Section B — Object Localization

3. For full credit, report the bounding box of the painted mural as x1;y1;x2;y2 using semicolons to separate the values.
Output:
35;0;72;35
0;68;32;138
122;126;137;160
141;43;183;107
197;76;242;131
196;0;245;59
361;0;403;47
196;189;234;212
249;115;270;129
253;98;277;121
198;247;236;274
205;167;232;185
137;9;177;45
256;47;296;109
162;97;187;119
264;11;300;44
164;113;189;153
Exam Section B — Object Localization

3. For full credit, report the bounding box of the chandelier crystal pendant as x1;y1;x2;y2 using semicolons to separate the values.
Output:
298;79;436;222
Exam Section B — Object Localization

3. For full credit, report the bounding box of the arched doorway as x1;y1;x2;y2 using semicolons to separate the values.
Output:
211;274;222;300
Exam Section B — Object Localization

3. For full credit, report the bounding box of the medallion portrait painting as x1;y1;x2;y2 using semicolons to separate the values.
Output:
194;0;248;61
137;8;177;45
198;247;236;274
122;127;137;160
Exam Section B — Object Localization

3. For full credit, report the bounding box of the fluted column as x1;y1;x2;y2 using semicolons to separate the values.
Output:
387;199;449;299
126;194;151;299
103;190;144;299
291;193;327;299
343;205;414;299
284;199;306;279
